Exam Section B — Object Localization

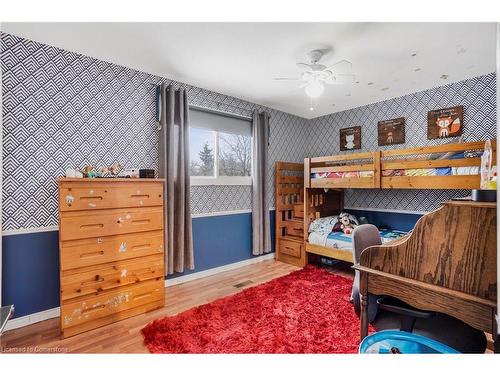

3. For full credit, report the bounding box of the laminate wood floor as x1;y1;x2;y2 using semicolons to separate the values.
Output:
0;260;300;354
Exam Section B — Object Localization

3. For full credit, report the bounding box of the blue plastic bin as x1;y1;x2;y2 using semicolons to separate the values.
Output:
359;330;460;354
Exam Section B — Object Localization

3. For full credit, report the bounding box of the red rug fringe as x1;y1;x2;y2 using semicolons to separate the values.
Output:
142;265;373;353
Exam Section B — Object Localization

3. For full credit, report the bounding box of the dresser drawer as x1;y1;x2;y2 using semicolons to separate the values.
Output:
60;207;163;241
60;230;164;270
279;238;303;257
59;180;163;211
61;279;164;332
61;254;164;301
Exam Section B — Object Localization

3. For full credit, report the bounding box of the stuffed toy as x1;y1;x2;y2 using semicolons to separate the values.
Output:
333;212;358;234
99;162;122;177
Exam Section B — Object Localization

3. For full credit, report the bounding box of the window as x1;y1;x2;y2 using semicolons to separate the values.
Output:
190;109;252;185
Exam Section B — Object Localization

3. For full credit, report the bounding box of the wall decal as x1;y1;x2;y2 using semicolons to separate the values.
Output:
1;33;308;231
0;34;496;226
340;126;361;151
427;106;463;139
378;118;405;146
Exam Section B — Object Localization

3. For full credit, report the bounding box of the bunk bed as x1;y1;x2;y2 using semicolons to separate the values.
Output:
275;139;496;267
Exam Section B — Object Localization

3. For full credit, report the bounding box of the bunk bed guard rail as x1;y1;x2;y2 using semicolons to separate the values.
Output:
305;151;381;189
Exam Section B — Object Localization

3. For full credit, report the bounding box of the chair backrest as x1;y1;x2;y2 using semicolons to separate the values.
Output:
352;224;382;264
351;224;383;321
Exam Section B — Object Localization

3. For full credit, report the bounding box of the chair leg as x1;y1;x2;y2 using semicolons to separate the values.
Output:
400;315;417;333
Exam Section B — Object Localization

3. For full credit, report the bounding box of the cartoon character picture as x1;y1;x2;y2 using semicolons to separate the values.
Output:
345;134;355;149
340;126;361;151
427;106;463;140
387;131;393;144
436;116;461;138
378;118;405;146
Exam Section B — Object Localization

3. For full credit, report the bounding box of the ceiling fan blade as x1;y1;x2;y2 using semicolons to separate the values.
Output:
325;74;356;84
323;59;353;72
296;62;312;70
274;77;300;81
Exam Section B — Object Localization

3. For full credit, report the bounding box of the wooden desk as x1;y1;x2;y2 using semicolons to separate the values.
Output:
353;201;497;350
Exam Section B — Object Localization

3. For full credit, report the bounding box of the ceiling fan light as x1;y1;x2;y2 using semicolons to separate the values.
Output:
304;80;324;98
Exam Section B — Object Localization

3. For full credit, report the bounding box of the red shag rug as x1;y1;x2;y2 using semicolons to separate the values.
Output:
142;265;372;353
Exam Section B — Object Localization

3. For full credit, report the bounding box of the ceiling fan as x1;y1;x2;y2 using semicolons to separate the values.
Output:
274;50;355;98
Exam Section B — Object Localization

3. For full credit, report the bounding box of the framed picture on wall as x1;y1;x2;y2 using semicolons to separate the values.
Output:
427;106;463;140
340;126;361;151
378;118;405;146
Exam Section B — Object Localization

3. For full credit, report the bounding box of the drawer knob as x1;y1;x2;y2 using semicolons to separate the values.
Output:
97;238;103;244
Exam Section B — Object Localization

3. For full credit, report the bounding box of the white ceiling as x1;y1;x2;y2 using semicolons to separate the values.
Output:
1;22;496;119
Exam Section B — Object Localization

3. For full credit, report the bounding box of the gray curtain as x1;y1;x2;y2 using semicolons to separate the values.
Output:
251;110;271;255
158;83;194;274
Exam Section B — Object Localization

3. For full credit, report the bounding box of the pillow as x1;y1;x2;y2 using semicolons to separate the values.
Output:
308;215;338;234
308;212;360;234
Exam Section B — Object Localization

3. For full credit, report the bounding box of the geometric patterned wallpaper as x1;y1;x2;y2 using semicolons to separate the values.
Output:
1;32;309;230
308;72;497;212
1;32;496;230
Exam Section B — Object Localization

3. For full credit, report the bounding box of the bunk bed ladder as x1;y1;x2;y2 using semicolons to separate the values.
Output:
275;161;305;267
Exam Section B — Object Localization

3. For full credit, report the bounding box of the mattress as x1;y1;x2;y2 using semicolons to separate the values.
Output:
308;229;407;253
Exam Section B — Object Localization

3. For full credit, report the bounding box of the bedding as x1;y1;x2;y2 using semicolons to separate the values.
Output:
312;151;483;180
308;229;407;251
382;166;480;177
308;228;408;252
308;214;358;235
311;171;374;179
307;213;407;253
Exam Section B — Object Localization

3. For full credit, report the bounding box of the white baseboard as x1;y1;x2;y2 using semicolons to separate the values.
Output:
5;307;60;331
165;253;275;287
2;254;276;331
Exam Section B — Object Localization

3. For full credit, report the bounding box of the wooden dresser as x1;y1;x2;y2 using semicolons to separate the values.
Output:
58;178;165;338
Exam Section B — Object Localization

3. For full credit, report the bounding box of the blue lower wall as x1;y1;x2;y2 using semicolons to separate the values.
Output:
169;211;276;278
1;211;276;318
2;231;60;317
345;209;422;232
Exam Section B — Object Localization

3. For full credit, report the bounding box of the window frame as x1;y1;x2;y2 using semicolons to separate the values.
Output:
189;108;252;186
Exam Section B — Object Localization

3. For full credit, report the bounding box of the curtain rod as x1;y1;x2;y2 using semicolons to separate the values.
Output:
189;104;253;121
151;83;269;120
